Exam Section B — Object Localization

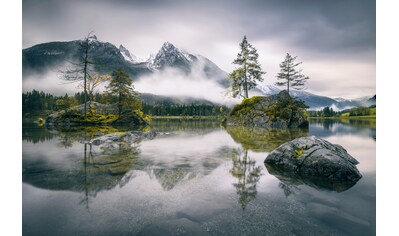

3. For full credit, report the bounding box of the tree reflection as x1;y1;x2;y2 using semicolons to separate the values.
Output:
23;137;140;210
230;149;262;210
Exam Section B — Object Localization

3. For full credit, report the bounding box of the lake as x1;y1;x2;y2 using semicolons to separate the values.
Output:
22;118;376;236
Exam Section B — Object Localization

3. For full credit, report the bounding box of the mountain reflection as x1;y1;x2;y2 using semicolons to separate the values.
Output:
230;149;262;210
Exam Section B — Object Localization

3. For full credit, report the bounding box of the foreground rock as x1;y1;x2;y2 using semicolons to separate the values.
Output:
264;136;362;191
224;91;308;128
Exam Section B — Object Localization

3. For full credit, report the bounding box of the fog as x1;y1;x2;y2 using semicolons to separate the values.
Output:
22;62;241;106
135;62;240;105
23;69;78;95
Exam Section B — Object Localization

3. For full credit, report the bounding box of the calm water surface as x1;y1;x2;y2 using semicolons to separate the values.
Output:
22;119;376;236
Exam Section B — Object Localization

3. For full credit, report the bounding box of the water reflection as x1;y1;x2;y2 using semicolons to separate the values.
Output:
22;120;376;235
23;129;141;207
22;124;57;144
140;131;238;191
265;162;360;193
230;149;262;209
225;126;308;152
150;118;221;132
309;118;376;140
151;168;196;191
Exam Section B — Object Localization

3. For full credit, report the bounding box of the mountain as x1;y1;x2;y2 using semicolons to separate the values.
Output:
149;42;228;85
331;95;376;110
23;36;151;77
255;85;375;110
119;44;145;63
23;36;374;110
23;37;227;85
255;85;337;110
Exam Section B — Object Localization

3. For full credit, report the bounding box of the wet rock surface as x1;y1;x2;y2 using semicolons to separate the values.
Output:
264;136;362;191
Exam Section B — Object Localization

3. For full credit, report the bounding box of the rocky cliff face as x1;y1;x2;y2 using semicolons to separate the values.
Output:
224;91;309;129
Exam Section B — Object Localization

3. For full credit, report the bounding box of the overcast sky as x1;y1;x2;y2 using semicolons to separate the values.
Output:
23;0;375;99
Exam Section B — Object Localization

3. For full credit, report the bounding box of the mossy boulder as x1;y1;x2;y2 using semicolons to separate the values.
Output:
46;102;149;126
264;136;362;192
226;91;309;128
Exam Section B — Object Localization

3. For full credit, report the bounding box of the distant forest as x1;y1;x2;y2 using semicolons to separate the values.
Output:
22;90;229;117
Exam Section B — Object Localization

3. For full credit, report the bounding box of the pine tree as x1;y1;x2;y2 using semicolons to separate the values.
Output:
105;67;141;118
228;36;265;99
275;53;309;94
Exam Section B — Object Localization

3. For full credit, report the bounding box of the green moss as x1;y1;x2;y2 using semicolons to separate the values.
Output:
230;96;263;116
293;147;305;158
83;114;119;123
265;95;308;123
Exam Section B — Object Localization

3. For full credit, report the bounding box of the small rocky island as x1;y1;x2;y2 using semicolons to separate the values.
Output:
264;136;362;191
45;102;149;126
224;91;309;129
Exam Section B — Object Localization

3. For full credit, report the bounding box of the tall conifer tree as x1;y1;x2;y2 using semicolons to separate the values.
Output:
228;36;265;99
275;53;309;94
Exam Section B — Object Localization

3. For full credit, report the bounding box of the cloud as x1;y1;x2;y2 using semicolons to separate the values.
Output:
22;0;375;98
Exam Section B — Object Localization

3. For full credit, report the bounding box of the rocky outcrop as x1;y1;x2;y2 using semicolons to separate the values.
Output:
264;136;362;191
224;91;308;128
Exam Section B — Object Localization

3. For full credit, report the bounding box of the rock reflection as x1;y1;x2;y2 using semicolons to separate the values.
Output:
225;126;308;152
230;149;262;210
265;164;359;193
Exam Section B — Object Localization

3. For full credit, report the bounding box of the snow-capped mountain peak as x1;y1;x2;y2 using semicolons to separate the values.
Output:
152;42;197;70
119;44;136;63
118;44;145;63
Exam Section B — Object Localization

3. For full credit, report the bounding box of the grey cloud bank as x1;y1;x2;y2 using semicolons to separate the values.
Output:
23;0;375;99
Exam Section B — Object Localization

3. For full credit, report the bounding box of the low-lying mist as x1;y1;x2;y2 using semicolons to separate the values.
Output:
22;66;241;106
135;67;239;106
23;69;78;95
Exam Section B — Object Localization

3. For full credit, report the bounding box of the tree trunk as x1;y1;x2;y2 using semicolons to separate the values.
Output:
83;38;89;118
244;61;248;98
118;91;122;118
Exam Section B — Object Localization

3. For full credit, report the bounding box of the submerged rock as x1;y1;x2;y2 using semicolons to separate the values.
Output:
264;136;362;191
91;130;156;146
225;91;308;128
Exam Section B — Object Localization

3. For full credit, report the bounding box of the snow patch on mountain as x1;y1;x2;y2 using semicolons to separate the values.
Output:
152;42;197;69
119;45;145;63
256;84;281;95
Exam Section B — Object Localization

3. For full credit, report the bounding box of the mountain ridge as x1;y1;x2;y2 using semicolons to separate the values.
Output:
22;36;375;110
